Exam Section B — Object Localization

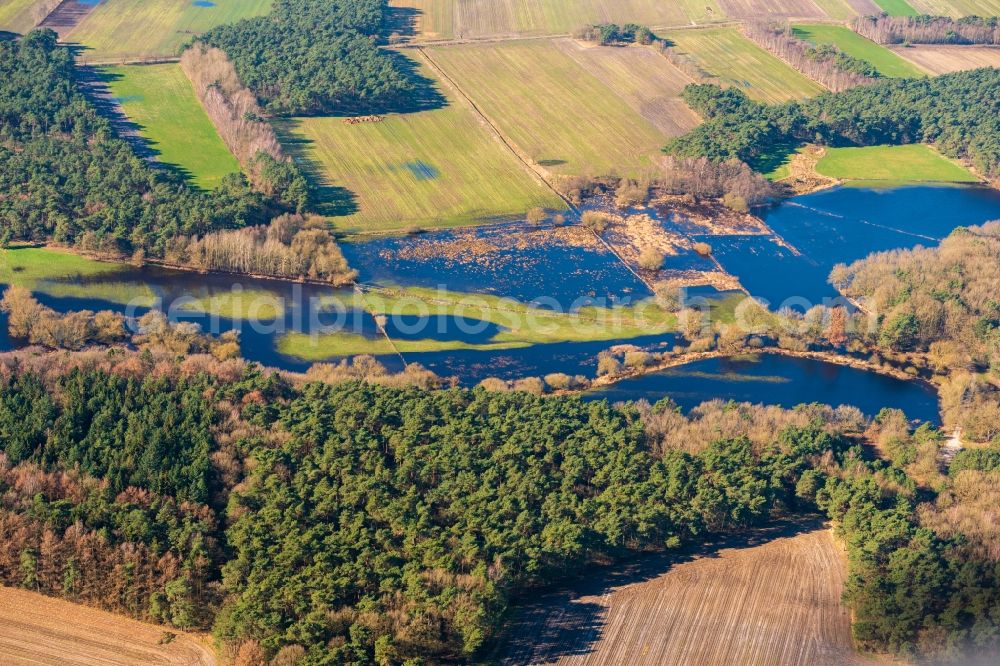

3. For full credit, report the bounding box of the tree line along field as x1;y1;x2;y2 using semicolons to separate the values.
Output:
666;27;825;102
0;586;217;665
104;63;240;190
893;44;1000;74
65;0;273;62
499;524;867;666
274;52;563;233
792;23;927;78
426;39;687;179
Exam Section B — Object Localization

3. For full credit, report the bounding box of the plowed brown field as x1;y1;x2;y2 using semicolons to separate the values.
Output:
0;587;217;665
892;45;1000;74
498;522;870;666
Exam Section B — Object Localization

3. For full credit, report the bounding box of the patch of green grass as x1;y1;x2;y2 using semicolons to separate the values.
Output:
279;286;679;360
748;140;800;180
68;0;273;61
0;247;156;306
105;64;240;190
277;52;563;233
176;290;285;320
0;0;40;34
666;28;825;103
792;24;925;78
428;39;679;177
816;144;978;182
873;0;919;16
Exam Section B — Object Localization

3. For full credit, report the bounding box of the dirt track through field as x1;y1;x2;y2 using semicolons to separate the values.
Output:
498;521;867;666
0;587;217;665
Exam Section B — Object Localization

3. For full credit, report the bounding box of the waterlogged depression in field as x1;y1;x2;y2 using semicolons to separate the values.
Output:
586;354;941;423
719;185;1000;307
341;221;652;308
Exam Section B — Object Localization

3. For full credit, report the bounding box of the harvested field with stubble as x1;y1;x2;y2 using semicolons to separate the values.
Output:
390;0;727;40
275;52;563;233
718;0;826;18
498;522;867;666
554;40;700;137
892;44;1000;74
427;39;679;177
66;0;272;62
910;0;1000;15
0;0;44;34
667;27;825;102
0;586;217;665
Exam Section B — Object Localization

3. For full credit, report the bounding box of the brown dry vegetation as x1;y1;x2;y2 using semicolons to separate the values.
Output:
499;521;866;665
718;0;827;19
179;44;283;168
892;45;1000;74
0;586;216;665
553;39;700;138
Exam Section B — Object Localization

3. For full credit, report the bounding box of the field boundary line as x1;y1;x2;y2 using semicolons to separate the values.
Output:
356;286;408;367
737;24;834;92
416;46;578;214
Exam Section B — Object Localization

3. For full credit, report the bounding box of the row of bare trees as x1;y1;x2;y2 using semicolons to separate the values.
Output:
852;15;1000;45
180;44;284;171
743;22;878;92
659;155;774;205
165;213;357;285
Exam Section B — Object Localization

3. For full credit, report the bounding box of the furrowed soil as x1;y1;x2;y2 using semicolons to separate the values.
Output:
497;521;870;666
0;586;217;665
891;44;1000;74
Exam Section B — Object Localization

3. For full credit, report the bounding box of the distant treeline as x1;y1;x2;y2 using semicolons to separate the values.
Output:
1;352;1000;664
743;22;880;92
199;0;413;116
664;69;1000;178
853;14;1000;45
0;30;305;257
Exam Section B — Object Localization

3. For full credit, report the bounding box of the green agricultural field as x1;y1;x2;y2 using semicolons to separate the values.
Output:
666;28;825;103
0;0;41;34
67;0;272;61
874;0;919;15
792;24;925;78
816;144;978;183
105;64;240;189
275;53;563;234
427;39;678;178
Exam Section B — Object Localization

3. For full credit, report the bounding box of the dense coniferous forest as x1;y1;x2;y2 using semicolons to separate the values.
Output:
664;69;1000;178
200;0;413;115
0;352;998;664
0;31;307;256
